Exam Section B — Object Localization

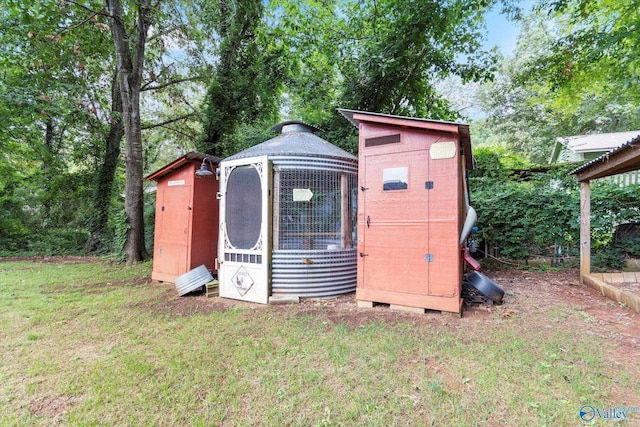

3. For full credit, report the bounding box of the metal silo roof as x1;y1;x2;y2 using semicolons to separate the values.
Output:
224;121;357;161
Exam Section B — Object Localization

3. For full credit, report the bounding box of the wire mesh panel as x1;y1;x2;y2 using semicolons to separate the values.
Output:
271;161;358;297
276;169;356;251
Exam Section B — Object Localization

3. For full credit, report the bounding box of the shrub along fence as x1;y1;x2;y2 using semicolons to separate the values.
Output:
469;148;640;269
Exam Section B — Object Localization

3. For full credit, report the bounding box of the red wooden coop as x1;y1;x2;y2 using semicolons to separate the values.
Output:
145;152;220;283
339;109;475;314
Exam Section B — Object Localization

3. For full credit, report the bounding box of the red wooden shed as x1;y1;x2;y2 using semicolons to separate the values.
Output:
145;152;220;283
340;109;474;314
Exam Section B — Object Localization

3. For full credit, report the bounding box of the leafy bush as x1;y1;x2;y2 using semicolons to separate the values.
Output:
470;147;640;268
471;176;579;259
27;229;89;255
591;247;626;271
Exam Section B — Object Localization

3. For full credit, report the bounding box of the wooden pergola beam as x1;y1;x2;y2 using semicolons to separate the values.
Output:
575;144;640;182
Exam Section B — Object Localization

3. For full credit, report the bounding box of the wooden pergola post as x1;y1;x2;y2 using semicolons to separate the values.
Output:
572;136;640;282
579;181;591;281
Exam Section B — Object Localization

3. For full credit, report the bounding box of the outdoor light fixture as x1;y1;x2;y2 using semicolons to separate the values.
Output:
195;158;214;177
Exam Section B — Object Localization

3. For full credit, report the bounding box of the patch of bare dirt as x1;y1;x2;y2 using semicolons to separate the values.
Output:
28;394;82;420
132;282;261;316
0;255;100;264
138;270;639;341
79;277;153;294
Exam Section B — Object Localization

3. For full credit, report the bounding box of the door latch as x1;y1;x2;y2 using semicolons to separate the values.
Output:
366;215;371;228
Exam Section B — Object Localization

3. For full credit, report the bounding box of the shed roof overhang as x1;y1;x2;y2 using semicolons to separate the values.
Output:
338;108;473;170
145;152;221;181
570;136;640;182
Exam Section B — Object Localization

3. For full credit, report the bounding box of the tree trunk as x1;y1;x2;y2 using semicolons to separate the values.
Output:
42;119;55;223
86;70;124;252
122;73;147;264
105;0;152;264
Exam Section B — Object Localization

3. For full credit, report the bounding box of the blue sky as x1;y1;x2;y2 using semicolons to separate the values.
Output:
482;1;535;55
484;8;520;54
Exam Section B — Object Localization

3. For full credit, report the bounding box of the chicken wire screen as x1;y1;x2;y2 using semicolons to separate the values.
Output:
277;169;356;250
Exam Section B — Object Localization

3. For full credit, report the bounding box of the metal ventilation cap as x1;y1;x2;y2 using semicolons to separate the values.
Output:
271;120;322;135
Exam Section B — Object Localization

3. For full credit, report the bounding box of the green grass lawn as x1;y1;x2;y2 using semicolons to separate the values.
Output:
1;259;638;426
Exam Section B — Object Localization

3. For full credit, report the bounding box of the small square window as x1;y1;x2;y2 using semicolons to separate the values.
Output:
383;167;408;191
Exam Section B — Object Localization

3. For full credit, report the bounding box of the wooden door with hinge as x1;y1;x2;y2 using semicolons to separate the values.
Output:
358;149;431;299
153;183;192;281
218;156;272;304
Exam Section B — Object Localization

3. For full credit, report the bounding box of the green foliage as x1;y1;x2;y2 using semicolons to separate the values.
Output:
198;0;284;156
0;0;116;254
534;0;640;107
144;191;156;255
616;236;640;259
471;147;640;268
0;143;94;254
27;229;89;255
591;247;626;272
262;0;502;152
478;3;640;163
110;208;129;262
96;187;157;261
470;146;530;180
472;175;579;259
1;0;216;258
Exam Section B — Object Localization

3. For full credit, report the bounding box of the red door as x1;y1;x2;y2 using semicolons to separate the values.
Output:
359;149;431;295
358;144;461;305
154;184;192;280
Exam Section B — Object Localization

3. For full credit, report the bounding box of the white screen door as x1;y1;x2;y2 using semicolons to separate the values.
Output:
218;156;271;304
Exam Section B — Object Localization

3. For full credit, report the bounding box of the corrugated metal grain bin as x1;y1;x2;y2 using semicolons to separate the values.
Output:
340;109;474;314
145;152;220;283
217;121;358;304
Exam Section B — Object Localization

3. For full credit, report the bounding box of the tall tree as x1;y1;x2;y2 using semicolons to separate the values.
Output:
198;0;285;156
267;0;503;151
476;4;640;162
101;0;213;261
103;0;152;264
